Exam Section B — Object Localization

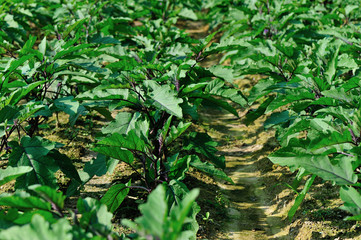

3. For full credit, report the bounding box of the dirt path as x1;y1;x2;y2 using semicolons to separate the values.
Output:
199;105;290;240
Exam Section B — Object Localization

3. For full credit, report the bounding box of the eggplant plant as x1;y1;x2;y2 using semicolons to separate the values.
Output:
0;1;248;239
214;0;361;220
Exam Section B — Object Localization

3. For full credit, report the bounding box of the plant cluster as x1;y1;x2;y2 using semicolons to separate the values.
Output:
3;0;360;238
0;0;248;239
0;0;253;240
211;0;361;220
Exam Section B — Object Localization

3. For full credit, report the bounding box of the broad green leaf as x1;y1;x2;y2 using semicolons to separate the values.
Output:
189;156;233;183
205;79;247;106
62;18;87;40
184;132;225;169
9;136;58;188
165;121;192;145
269;152;357;185
126;185;167;238
167;180;200;238
0;166;32;186
95;130;146;152
264;111;294;129
102;112;140;135
53;96;87;126
101;180;130;213
7;81;45;106
245;96;275;125
48;150;81;184
53;43;93;61
93;145;134;164
178;8;198;20
208;65;235;83
77;197;113;232
76;87;129;100
145;81;183;118
0;106;19;123
324;41;340;84
4;54;35;78
12;210;57;225
190;93;238;117
181;83;208;94
82;153;108;181
29;185;66;210
340;186;361;218
167;155;191;181
0;215;72;240
0;194;51;211
169;188;199;239
310;130;353;151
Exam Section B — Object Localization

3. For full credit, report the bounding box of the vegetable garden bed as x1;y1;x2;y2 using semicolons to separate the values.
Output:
1;1;361;239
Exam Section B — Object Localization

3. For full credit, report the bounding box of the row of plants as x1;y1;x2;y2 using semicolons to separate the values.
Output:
0;0;248;239
211;0;361;220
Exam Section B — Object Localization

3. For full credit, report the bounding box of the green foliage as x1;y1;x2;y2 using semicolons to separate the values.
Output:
0;0;246;238
0;185;115;239
213;0;361;220
122;185;200;240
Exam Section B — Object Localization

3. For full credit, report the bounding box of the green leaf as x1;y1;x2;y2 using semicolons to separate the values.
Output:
101;180;130;213
324;41;340;84
122;185;167;238
38;37;47;57
145;81;183;118
0;194;51;211
167;180;200;238
29;185;66;210
95;130;146;152
123;184;199;240
53;43;93;61
340;186;361;218
93;145;134;164
7;81;45;106
178;8;198;20
205;79;247;106
93;130;147;164
0;214;72;240
9;136;58;188
264;111;294;129
102;112;140;135
190;156;233;183
77;197;113;232
4;54;35;78
184;132;225;169
0;166;32;186
169;188;199;239
62;18;87;40
167;154;191;181
53;96;87;126
82;153;108;181
76;86;129;100
288;175;316;220
245;96;275;125
165;121;191;145
269;152;357;185
48;150;81;184
208;66;235;83
310;130;353;151
190;93;239;117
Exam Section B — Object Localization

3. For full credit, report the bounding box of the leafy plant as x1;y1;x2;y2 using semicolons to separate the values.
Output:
213;0;361;220
0;1;249;239
122;185;200;240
